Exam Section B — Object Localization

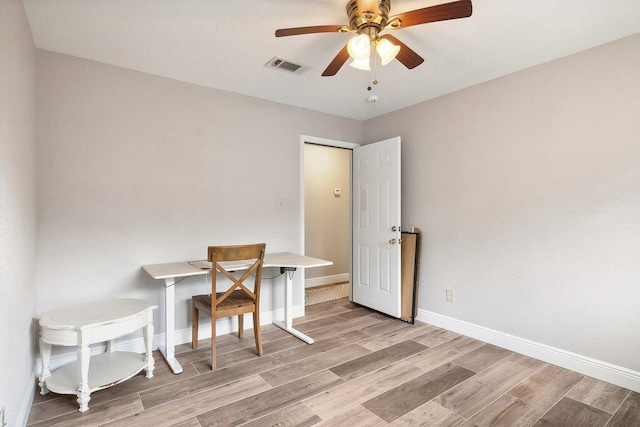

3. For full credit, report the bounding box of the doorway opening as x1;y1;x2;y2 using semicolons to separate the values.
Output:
300;136;359;306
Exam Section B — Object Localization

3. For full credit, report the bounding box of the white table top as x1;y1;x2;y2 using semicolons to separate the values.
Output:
38;298;157;330
142;261;208;280
264;252;333;269
142;252;332;280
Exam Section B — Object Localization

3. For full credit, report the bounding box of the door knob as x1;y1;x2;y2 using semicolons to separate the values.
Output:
391;226;398;232
389;238;398;244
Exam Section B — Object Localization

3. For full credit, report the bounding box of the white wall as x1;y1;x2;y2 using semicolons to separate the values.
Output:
0;0;38;424
304;144;351;281
35;51;363;344
364;34;640;379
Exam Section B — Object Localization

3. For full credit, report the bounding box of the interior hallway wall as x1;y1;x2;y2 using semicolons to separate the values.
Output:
0;0;38;424
304;144;351;283
364;34;640;377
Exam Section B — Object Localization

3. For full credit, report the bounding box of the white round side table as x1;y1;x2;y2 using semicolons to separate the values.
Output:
38;298;157;412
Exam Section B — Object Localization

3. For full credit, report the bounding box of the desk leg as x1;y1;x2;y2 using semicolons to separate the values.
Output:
159;277;184;374
272;267;315;344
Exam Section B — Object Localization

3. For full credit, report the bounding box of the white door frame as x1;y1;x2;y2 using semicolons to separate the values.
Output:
299;135;360;313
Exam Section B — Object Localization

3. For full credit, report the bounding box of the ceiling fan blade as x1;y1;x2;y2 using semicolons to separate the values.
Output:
357;0;379;19
380;35;424;69
392;0;472;29
322;44;350;76
275;25;345;37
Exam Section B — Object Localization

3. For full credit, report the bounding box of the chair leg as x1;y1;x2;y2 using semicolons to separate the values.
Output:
210;315;217;370
191;304;199;350
238;314;244;339
253;310;263;357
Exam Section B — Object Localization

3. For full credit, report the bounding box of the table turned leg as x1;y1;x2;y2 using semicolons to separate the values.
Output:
144;319;155;378
38;337;52;395
77;340;91;412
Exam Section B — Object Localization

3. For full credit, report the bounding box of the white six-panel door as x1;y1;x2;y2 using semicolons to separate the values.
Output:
352;137;401;317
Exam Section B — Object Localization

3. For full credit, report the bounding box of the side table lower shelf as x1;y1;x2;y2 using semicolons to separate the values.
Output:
44;352;149;395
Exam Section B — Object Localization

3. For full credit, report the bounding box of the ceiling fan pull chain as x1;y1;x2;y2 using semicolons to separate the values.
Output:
371;55;379;88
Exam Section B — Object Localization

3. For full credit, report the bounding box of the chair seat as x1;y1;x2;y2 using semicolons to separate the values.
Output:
193;291;256;316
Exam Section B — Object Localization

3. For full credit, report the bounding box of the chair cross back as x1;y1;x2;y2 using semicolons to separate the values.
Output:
213;256;261;304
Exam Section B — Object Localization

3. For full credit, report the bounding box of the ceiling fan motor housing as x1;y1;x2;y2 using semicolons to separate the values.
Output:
347;0;391;36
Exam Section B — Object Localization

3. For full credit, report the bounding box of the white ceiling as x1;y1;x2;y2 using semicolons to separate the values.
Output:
23;0;640;121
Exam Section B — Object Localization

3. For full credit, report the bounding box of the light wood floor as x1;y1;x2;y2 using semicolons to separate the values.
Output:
28;298;639;426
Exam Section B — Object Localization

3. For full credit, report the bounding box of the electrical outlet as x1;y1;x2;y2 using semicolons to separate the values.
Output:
446;287;455;302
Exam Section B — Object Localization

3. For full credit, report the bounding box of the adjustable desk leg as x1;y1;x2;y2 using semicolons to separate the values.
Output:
272;267;315;344
159;277;184;374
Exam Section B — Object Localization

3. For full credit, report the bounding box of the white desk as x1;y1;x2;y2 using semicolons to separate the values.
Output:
142;252;332;374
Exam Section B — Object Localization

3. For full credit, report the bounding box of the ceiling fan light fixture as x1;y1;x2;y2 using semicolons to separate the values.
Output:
376;38;400;65
349;56;371;71
347;34;371;60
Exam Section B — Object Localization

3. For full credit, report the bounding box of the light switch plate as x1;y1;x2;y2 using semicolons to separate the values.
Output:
446;287;455;302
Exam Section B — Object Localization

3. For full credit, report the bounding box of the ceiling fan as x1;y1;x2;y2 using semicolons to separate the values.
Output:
275;0;472;76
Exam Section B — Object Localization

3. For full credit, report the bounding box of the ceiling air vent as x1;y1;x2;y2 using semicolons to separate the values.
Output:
265;57;308;74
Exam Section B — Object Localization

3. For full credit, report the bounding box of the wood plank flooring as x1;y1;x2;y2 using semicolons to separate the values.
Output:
28;298;639;426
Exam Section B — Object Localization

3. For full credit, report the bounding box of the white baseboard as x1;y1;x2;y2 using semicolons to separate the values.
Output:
34;305;305;374
305;273;349;288
417;309;640;393
17;371;36;427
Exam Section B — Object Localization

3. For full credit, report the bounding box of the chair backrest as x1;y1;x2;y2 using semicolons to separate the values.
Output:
208;243;266;307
